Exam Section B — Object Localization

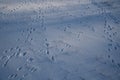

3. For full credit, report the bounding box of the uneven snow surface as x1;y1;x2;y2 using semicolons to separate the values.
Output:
0;0;120;80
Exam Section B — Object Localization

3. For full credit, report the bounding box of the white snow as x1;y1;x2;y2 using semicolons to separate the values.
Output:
0;0;120;80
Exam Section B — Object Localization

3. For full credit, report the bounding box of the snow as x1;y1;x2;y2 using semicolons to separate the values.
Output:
0;0;120;80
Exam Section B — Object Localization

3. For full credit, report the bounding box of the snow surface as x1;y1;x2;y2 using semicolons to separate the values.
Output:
0;0;120;80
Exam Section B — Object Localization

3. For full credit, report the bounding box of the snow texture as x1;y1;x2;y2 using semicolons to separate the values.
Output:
0;0;120;80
